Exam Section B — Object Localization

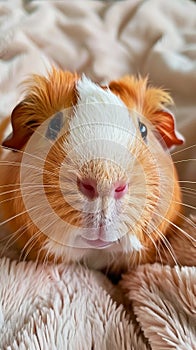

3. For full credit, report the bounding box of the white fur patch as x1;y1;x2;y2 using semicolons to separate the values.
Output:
129;235;143;251
64;75;137;169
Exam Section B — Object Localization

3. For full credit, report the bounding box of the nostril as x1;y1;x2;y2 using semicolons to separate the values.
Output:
115;184;127;193
114;182;128;199
82;183;94;192
77;178;97;199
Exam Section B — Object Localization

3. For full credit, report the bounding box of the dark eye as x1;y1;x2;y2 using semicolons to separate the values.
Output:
139;121;147;141
46;111;63;140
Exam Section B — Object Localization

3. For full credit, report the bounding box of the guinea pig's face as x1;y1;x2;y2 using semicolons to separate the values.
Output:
1;70;183;268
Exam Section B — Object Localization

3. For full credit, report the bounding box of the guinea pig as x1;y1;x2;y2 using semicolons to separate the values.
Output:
0;68;184;273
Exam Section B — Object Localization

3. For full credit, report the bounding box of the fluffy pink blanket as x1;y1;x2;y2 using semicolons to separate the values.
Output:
0;0;195;348
0;217;195;349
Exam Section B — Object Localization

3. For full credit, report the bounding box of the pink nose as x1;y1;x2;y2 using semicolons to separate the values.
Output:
77;178;128;200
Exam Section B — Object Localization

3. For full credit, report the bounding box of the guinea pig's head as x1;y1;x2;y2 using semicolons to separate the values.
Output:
1;69;184;267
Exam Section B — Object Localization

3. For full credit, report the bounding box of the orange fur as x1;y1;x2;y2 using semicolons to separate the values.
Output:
0;116;10;155
0;69;183;272
0;70;78;261
3;69;78;150
109;76;183;148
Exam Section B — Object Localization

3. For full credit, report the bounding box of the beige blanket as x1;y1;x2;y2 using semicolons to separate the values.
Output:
0;0;195;348
0;217;195;349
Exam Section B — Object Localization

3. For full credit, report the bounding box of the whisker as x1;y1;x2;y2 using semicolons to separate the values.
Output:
0;143;56;167
0;203;48;227
0;221;35;258
147;222;179;266
0;190;54;206
19;232;43;262
42;242;55;267
171;143;196;156
180;187;196;192
174;211;196;229
142;226;164;265
0;160;60;178
173;201;196;211
0;184;60;197
173;159;196;164
178;181;196;184
167;221;195;248
34;219;60;266
149;235;163;265
181;190;196;199
181;192;196;198
19;214;59;262
152;211;196;243
167;210;196;245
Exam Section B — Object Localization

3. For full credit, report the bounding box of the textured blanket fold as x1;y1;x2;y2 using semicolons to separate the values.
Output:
122;264;196;350
0;0;195;348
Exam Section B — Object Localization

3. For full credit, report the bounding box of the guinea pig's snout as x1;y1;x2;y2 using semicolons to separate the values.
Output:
77;177;128;200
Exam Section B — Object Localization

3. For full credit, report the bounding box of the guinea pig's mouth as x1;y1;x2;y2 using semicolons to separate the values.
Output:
82;238;115;249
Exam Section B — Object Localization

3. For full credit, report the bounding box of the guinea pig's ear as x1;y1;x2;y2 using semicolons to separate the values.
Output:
108;76;184;149
2;101;40;151
149;107;184;149
141;85;184;149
